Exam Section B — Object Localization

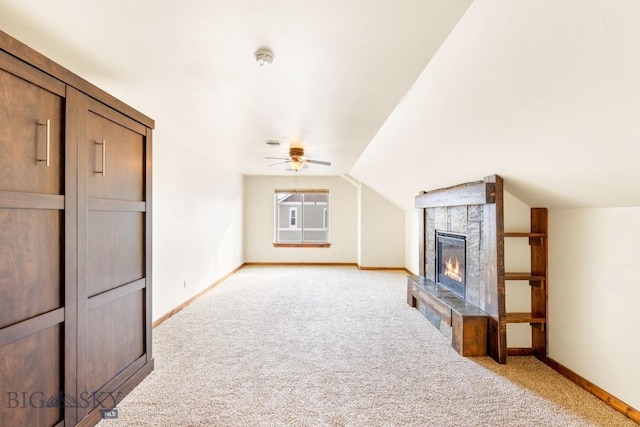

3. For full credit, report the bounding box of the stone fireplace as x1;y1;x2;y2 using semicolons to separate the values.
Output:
408;175;548;364
407;176;501;359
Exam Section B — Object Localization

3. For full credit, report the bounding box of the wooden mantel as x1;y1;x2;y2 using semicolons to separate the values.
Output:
415;179;496;208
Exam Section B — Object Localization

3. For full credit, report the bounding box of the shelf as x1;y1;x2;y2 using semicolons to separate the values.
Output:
505;272;545;281
504;312;546;324
504;232;546;238
507;347;534;356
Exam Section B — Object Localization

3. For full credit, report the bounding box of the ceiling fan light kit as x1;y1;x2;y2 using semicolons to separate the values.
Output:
254;48;274;67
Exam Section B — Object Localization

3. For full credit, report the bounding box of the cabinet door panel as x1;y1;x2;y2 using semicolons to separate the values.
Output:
0;68;63;195
0;324;63;427
82;290;145;404
87;110;144;201
87;211;144;297
0;209;62;328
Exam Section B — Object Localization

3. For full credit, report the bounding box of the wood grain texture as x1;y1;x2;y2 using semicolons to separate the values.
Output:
63;86;82;426
0;308;64;347
504;312;546;323
481;175;505;363
87;211;144;297
272;243;331;248
88;198;146;212
504;272;545;281
0;208;62;329
415;181;495;208
507;347;534;356
88;278;146;311
407;276;488;357
452;311;488;357
81;290;145;410
418;201;425;276
0;324;63;427
530;208;548;356
504;232;546;238
87;111;144;201
0;191;64;210
144;127;153;362
75;360;154;427
0;67;64;195
0;49;65;96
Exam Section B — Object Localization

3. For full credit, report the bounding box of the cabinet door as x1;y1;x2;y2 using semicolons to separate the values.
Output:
0;52;66;427
67;88;152;422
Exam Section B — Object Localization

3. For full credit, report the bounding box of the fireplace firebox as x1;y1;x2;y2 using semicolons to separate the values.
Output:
436;232;466;298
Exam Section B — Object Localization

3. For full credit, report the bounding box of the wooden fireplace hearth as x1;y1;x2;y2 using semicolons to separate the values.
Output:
407;275;488;356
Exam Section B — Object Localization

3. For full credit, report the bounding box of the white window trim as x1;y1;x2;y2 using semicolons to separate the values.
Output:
274;190;330;244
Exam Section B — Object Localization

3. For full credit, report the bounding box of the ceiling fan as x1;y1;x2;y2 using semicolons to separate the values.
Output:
265;147;331;171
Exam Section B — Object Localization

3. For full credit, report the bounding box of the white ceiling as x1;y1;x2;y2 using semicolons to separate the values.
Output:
3;0;639;211
0;0;471;176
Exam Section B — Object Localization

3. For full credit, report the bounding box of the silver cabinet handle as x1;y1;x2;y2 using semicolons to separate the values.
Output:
37;119;51;166
96;139;106;176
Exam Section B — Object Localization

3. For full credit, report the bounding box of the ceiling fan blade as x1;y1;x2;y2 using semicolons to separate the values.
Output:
306;159;332;166
265;156;290;160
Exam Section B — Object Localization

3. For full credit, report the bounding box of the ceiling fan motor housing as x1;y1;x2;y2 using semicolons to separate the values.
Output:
289;147;305;160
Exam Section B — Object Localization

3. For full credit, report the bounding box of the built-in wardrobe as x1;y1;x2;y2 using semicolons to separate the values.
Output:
0;30;153;427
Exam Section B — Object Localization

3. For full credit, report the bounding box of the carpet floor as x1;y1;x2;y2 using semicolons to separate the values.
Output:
97;266;637;426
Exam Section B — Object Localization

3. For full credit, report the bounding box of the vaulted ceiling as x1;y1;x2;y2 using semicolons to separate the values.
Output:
2;1;639;210
352;0;640;209
0;0;470;177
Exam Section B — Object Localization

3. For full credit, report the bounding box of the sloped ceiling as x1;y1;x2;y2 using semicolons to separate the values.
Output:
0;0;471;176
3;1;637;211
351;0;640;209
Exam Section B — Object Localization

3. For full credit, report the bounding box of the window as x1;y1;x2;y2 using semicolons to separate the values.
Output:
289;207;297;228
274;190;329;245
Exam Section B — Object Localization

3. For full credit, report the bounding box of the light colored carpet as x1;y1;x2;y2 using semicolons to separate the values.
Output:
98;266;637;426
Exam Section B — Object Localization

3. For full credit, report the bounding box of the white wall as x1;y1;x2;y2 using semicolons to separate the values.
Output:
152;131;244;322
549;208;640;410
359;183;405;268
243;175;358;263
404;208;420;275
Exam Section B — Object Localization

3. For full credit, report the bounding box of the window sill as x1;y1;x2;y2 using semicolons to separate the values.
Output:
272;243;331;248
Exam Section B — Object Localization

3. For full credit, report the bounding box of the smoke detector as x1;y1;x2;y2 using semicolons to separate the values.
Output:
254;48;274;67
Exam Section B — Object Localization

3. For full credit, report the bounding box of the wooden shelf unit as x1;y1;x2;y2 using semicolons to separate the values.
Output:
504;232;546;238
501;208;548;362
504;272;545;281
504;312;546;324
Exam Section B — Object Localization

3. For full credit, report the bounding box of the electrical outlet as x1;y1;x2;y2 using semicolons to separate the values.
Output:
183;280;186;288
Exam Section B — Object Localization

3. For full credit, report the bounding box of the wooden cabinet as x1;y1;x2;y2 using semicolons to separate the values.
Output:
0;31;153;427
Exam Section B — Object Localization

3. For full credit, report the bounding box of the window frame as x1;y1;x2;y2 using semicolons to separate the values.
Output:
273;189;330;247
